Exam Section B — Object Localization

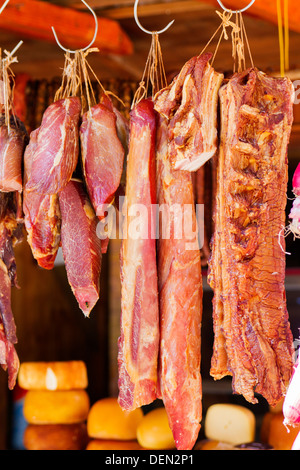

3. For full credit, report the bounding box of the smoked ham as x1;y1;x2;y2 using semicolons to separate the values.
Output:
80;94;126;220
23;128;61;270
118;98;159;411
155;115;202;450
0;115;28;192
25;97;81;195
155;53;223;171
59;180;102;317
208;68;295;406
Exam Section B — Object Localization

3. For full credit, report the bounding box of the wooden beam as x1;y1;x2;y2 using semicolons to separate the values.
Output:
198;0;300;34
0;0;133;55
98;0;212;20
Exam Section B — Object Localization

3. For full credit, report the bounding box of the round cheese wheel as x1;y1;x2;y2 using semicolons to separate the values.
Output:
23;390;90;424
136;407;176;450
23;423;88;450
18;361;88;391
86;439;145;450
204;403;255;446
87;397;143;440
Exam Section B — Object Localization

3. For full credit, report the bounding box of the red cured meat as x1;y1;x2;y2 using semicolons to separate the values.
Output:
80;95;125;220
0;115;28;192
155;116;203;450
25;97;81;195
0;192;23;389
23;128;61;270
118;98;159;411
59;179;102;317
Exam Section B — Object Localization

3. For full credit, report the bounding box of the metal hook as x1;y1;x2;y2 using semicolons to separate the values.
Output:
217;0;255;14
51;0;98;53
0;0;9;15
134;0;174;35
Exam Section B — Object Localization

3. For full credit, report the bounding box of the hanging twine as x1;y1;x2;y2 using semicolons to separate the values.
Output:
277;0;289;77
200;9;254;74
54;47;124;113
0;42;23;130
132;32;167;108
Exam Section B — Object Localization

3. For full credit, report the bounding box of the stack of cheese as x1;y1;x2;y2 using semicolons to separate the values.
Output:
18;361;89;450
86;398;176;450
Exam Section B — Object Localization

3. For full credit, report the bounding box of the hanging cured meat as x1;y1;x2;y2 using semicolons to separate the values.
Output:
155;52;223;171
25;97;81;195
59;179;102;317
23;128;61;270
118;98;159;411
80;94;126;220
0;192;23;389
155;115;203;450
208;68;295;406
0;115;28;192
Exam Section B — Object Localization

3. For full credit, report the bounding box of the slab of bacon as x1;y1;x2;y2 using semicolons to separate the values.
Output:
0;192;23;389
0;115;28;192
25;97;81;195
118;98;159;411
155;115;203;450
208;68;295;406
23;128;61;270
155;52;223;171
59;179;101;317
80;94;126;220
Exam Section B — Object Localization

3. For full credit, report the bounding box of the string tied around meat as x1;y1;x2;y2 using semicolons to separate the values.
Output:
132;32;167;108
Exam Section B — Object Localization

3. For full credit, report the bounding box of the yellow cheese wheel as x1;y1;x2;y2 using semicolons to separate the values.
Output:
136;407;176;450
23;390;90;424
87;397;143;440
86;439;145;450
204;403;255;446
23;423;88;450
18;361;88;391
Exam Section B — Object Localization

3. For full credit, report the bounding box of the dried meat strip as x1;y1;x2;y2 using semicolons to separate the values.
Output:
155;53;223;171
80;94;126;220
23;128;61;270
59;179;102;317
155;116;202;450
25;97;81;195
208;68;295;406
0;115;28;192
0;192;23;389
118;98;159;411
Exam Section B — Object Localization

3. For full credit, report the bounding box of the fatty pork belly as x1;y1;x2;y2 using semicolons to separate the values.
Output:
208;68;295;406
59;180;102;317
25;97;81;195
118;98;159;411
0;115;28;192
0;192;23;389
23;128;61;270
155;116;203;450
155;52;223;171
